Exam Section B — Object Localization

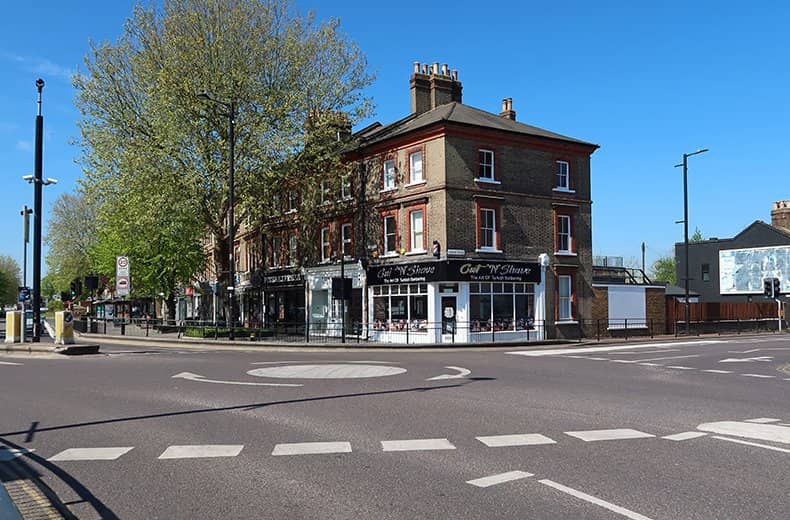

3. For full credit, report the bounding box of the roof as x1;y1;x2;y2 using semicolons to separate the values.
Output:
663;284;700;297
674;220;790;248
355;102;598;149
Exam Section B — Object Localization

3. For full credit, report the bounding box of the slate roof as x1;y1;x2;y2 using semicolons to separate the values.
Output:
355;102;598;149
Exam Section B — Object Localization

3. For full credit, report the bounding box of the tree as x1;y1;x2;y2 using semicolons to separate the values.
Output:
0;255;21;306
75;0;373;318
44;191;97;292
691;227;703;242
650;255;677;285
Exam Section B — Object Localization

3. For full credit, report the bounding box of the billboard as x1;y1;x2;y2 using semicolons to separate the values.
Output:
719;245;790;294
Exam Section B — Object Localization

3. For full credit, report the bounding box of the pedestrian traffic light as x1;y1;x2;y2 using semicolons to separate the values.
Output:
764;278;773;297
773;277;781;297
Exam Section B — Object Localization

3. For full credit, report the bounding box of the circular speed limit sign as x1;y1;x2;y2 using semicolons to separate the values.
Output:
117;256;129;268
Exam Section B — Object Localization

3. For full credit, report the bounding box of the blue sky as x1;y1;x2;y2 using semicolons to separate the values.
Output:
2;1;788;280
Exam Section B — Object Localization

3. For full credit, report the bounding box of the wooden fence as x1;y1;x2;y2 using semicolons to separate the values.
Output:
666;300;779;333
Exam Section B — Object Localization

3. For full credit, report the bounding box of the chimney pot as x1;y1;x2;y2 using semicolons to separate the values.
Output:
432;62;439;75
414;62;420;74
442;63;449;76
422;64;428;74
452;70;458;80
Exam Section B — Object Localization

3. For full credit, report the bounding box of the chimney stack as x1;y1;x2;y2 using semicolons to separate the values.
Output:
410;61;463;115
771;199;790;232
499;97;516;121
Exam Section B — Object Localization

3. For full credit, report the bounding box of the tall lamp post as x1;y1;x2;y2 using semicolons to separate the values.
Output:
675;148;708;335
198;92;236;341
20;206;33;288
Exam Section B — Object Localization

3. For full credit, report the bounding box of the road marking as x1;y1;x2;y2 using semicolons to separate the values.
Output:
0;447;34;462
467;471;533;488
272;442;352;456
564;429;655;442
158;445;244;459
744;418;780;423
172;372;302;387
476;434;556;447
712;436;790;454
611;349;681;355
426;366;471;381
611;360;638;364
697;421;790;444
702;369;733;374
585;357;608;361
247;364;407;379
741;374;775;379
662;432;707;441
538;479;655;520
381;438;456;452
508;340;723;357
636;362;662;366
48;447;133;461
730;347;790;354
719;356;773;363
665;366;696;370
631;354;700;362
0;361;22;366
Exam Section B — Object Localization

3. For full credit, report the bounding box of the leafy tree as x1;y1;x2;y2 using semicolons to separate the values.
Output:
691;227;703;242
650;255;677;284
75;0;373;319
44;191;97;291
0;255;21;306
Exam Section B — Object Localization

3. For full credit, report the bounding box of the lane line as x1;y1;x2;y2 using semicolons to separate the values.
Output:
636;362;662;367
467;471;533;488
610;360;637;364
48;447;133;461
585;357;608;361
744;418;780;424
711;436;790;454
631;354;700;362
538;479;655;520
665;366;696;370
272;442;351;456
741;374;775;379
0;361;22;366
564;429;655;442
702;369;733;374
476;434;556;447
610;349;681;355
697;421;790;444
662;432;707;441
508;340;723;357
158;445;244;459
381;438;456;452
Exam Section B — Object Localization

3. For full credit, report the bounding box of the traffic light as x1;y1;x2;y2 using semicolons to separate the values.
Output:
773;277;781;297
69;281;76;297
764;278;773;297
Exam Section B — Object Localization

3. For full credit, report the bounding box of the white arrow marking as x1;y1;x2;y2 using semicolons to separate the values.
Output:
0;361;22;366
426;366;471;381
719;356;773;363
172;372;302;387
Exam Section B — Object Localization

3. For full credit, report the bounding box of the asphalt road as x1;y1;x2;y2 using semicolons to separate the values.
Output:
1;334;789;519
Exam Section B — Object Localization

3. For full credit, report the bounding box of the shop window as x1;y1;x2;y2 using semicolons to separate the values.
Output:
471;282;535;332
371;284;428;332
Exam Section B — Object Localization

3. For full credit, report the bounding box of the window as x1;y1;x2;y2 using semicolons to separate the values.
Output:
288;235;297;266
480;208;496;249
701;263;710;282
271;236;282;267
372;284;428;332
341;223;352;257
556;161;570;190
470;283;535;332
287;192;298;212
410;210;424;252
320;227;331;263
409;151;423;183
558;275;573;321
478;149;494;180
341;175;352;200
320;181;330;204
383;215;397;255
557;214;572;253
383;159;396;190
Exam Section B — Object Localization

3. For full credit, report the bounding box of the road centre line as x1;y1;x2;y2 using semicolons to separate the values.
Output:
476;434;556;447
711;436;790;454
48;447;133;461
538;479;655;520
662;432;707;441
272;442;351;456
467;471;533;488
636;363;662;366
610;360;637;363
665;366;696;370
158;445;243;459
741;374;775;379
745;418;780;423
564;429;655;442
630;354;700;362
381;438;456;452
702;370;733;374
610;349;681;355
508;340;723;357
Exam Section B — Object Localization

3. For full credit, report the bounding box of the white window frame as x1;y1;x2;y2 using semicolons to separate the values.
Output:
271;236;282;267
341;175;352;200
341;223;352;257
410;210;425;253
479;208;496;250
558;275;573;321
320;181;330;204
409;151;424;184
320;227;331;263
557;214;572;253
555;161;570;190
287;192;298;213
383;159;396;191
383;215;397;255
477;149;495;181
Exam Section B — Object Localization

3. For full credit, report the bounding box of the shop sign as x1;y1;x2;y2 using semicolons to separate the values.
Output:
447;260;541;283
368;261;445;284
262;270;304;288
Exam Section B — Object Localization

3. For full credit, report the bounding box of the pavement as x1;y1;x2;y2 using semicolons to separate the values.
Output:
1;331;789;518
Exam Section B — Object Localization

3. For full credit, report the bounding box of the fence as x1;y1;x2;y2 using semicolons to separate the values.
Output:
666;300;781;334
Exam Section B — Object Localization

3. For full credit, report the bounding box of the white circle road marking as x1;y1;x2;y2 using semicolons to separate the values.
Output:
247;364;407;379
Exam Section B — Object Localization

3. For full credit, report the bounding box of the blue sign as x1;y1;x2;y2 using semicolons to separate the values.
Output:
18;286;30;302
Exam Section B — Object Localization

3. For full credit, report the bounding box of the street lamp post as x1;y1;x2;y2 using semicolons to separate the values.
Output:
675;148;708;336
20;205;32;288
198;93;236;341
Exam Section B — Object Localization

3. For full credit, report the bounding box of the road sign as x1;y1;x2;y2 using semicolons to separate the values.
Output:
116;256;131;296
17;286;30;303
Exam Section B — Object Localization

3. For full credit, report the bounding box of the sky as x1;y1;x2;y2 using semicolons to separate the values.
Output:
1;0;789;283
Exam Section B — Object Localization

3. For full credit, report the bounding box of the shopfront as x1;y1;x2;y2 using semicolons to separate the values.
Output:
260;268;305;329
366;257;548;344
306;262;365;336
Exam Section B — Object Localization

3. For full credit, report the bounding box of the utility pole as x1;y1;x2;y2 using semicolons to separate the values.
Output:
32;79;44;342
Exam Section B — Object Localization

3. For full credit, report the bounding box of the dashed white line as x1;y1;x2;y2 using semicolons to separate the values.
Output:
158;445;244;459
702;369;733;374
636;362;662;367
476;434;556;447
662;432;707;441
741;374;775;379
745;418;780;424
564;429;655;442
272;442;351;456
467;471;533;488
585;357;609;361
508;340;723;357
0;361;22;366
711;436;790;454
381;438;456;452
665;366;696;370
48;447;133;461
538;479;655;520
631;354;700;362
611;360;638;364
